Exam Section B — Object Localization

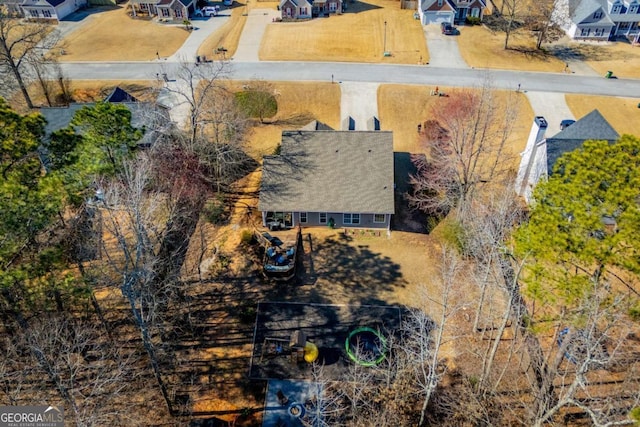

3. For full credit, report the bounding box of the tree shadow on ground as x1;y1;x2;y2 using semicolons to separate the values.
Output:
547;42;638;62
342;0;382;14
61;5;122;22
392;152;429;234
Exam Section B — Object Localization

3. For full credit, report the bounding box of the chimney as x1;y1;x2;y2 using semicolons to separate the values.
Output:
515;116;548;202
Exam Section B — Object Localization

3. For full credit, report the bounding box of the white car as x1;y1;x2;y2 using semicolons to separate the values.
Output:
202;6;218;16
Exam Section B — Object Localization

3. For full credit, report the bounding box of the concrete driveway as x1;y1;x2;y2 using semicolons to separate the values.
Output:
165;12;232;62
339;82;380;130
233;8;280;62
525;91;575;136
423;24;467;68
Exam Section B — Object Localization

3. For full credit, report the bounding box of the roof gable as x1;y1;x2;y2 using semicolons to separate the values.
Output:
546;109;619;172
259;131;395;214
105;87;139;103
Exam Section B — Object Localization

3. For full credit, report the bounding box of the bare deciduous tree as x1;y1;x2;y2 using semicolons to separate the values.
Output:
409;83;520;217
0;10;60;108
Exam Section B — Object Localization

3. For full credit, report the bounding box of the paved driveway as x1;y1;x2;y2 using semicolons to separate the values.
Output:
423;24;467;68
166;12;232;62
233;9;280;62
525;91;575;136
339;82;380;130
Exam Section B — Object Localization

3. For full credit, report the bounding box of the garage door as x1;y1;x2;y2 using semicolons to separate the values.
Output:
423;11;453;24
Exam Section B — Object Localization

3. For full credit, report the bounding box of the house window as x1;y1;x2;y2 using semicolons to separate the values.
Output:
329;2;337;11
581;28;590;36
286;7;292;16
29;9;39;17
319;213;327;224
374;214;385;223
161;8;170;17
437;0;442;5
300;212;308;223
593;11;603;19
174;8;183;17
343;213;360;225
611;5;621;13
42;9;51;17
140;3;148;10
300;7;307;14
471;7;479;17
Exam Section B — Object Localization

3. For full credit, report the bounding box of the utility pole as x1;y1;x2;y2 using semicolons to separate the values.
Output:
383;21;387;54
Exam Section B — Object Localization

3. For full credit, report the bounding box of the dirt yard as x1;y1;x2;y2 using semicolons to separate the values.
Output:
259;0;429;64
57;6;189;61
565;94;640;136
457;26;566;72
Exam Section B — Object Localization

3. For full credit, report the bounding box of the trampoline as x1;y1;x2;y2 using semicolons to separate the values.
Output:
345;327;387;367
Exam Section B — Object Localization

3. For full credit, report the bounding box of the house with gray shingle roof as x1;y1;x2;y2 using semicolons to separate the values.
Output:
554;0;640;41
259;131;395;230
515;110;620;203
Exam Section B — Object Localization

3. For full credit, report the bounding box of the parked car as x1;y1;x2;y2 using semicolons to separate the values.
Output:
440;22;455;35
560;119;576;130
196;6;219;16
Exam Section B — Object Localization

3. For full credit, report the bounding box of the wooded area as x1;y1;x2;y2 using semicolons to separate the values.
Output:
0;20;639;422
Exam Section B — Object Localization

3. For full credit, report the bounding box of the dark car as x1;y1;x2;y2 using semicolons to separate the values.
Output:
560;119;576;130
441;22;455;35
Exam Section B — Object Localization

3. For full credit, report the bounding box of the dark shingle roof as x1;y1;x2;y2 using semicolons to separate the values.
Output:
546;109;619;172
300;120;333;131
105;87;138;103
259;131;395;214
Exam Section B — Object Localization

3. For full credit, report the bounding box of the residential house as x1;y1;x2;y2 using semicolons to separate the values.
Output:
39;87;171;149
130;0;195;20
515;110;619;203
418;0;485;25
259;130;395;230
555;0;640;42
19;0;87;21
0;0;25;16
279;0;341;19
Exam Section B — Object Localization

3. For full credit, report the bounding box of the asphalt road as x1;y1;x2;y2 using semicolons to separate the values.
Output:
58;61;640;97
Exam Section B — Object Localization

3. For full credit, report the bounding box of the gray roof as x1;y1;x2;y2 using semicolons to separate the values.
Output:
259;131;395;214
39;102;170;146
570;0;607;22
300;120;333;131
546;109;619;172
608;12;640;21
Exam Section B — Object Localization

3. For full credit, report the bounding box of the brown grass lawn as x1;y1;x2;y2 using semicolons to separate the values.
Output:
458;26;565;72
197;0;251;59
224;80;342;159
566;41;640;79
259;0;429;64
565;94;640;137
378;84;535;167
57;6;189;61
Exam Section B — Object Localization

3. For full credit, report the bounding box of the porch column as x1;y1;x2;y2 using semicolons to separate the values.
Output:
262;211;267;227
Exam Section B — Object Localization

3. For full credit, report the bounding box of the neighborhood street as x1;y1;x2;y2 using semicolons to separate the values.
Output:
58;60;640;97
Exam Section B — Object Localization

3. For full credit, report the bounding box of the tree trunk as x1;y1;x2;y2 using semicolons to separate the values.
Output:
9;57;33;109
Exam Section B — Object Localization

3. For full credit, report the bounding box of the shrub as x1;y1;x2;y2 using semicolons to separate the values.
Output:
465;16;481;26
240;229;254;245
630;302;640;321
203;196;226;224
235;90;277;122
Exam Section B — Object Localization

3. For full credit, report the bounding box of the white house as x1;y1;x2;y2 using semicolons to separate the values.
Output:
20;0;87;21
418;0;485;25
555;0;640;42
515;110;619;203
